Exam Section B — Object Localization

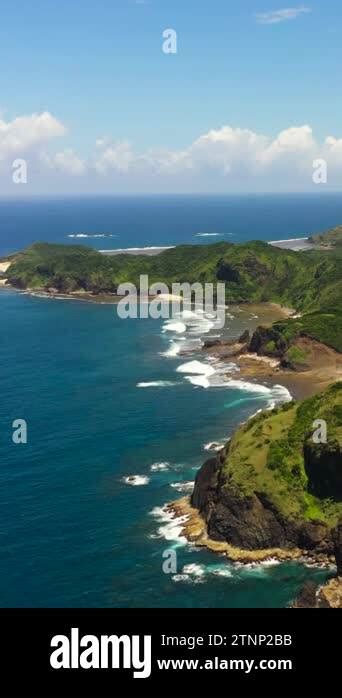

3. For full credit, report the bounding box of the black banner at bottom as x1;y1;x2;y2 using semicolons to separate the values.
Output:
0;608;339;697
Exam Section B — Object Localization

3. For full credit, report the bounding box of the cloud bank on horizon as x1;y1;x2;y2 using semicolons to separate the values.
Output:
1;111;341;194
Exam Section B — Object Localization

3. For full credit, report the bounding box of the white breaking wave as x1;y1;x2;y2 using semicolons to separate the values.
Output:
103;246;174;253
175;358;292;402
68;233;116;238
137;381;177;388
209;566;233;578
172;574;191;582
150;462;170;472
162;320;187;334
123;475;150;486
176;360;216;376
269;237;308;244
149;505;188;545
161;341;182;357
235;558;280;572
172;562;233;583
160;309;223;346
160;336;202;359
222;380;292;403
204;441;225;452
186;318;215;336
195;232;222;237
170;481;194;493
176;360;216;389
269;384;292;403
224;379;274;394
183;563;206;577
187;375;211;388
176;359;238;389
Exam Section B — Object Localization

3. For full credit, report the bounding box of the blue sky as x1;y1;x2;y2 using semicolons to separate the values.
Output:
0;0;341;193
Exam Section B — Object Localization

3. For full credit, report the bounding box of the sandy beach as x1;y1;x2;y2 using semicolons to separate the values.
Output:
231;339;341;400
0;262;10;273
200;306;342;400
0;261;10;286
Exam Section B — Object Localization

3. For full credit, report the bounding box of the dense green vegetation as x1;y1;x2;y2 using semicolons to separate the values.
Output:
250;309;342;355
309;224;342;247
5;237;342;351
5;239;341;308
274;313;342;354
221;383;342;526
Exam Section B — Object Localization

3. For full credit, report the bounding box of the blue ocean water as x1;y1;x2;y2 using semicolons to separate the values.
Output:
1;193;342;256
0;194;336;607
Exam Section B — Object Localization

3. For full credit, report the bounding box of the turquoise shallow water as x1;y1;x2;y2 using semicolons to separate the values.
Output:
0;289;329;607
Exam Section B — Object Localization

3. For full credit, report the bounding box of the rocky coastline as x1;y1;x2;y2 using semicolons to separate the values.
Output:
166;381;342;607
200;326;342;400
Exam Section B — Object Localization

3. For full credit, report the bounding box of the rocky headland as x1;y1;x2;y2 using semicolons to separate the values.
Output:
168;383;342;606
201;324;342;399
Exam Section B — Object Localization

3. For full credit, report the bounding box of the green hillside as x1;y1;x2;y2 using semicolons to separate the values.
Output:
309;224;342;247
5;239;341;306
220;382;342;526
4;239;342;350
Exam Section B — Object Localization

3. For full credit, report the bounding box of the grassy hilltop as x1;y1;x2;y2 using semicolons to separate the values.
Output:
190;383;342;558
223;382;342;527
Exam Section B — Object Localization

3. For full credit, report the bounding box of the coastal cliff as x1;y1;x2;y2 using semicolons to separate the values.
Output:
191;383;341;553
191;454;334;553
167;384;342;604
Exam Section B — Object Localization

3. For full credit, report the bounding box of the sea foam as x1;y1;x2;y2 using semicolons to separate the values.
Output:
123;475;150;486
150;462;170;472
149;505;188;544
203;441;225;452
162;320;187;334
170;481;194;493
137;381;177;388
176;360;216;389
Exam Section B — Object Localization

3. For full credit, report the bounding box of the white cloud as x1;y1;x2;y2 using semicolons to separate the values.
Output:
255;6;311;25
89;125;317;177
2;111;342;192
79;124;342;189
259;125;315;163
94;140;135;174
42;148;86;175
0;111;66;161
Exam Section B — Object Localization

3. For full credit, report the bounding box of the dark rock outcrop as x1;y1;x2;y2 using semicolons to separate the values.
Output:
292;581;318;608
332;519;342;576
216;260;240;283
191;448;333;554
238;329;250;344
293;523;342;608
191;456;220;514
206;489;299;549
248;325;288;357
304;439;342;500
297;520;330;551
202;338;225;349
